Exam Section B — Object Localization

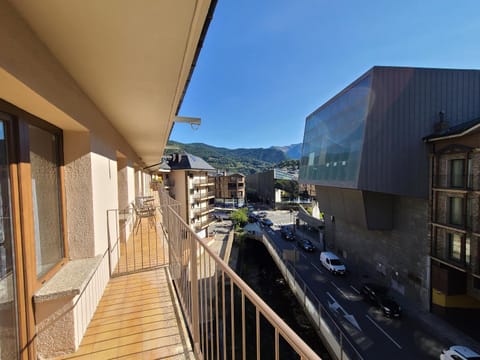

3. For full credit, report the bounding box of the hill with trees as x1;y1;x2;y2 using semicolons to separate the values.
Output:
165;141;300;174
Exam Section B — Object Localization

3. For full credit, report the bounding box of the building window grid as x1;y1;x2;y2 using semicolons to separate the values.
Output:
447;233;462;262
449;158;465;188
448;196;464;227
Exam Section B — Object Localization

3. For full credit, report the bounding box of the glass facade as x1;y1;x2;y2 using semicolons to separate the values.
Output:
299;75;372;186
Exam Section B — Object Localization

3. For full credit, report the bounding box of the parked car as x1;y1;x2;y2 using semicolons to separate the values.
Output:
258;211;267;218
297;238;315;252
319;251;346;275
440;346;480;360
361;283;402;318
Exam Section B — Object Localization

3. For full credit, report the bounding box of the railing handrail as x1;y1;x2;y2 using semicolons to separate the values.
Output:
165;202;322;360
158;185;322;360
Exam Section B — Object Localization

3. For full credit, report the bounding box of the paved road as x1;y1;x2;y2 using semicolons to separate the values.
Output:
256;210;450;360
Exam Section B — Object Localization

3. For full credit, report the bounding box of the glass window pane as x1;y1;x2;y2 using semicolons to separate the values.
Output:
449;197;463;226
0;119;18;359
466;236;471;265
299;75;372;185
448;233;462;261
450;159;465;188
467;158;473;188
466;197;473;229
29;125;64;278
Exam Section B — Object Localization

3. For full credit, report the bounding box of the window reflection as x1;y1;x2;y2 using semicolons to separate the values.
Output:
0;119;18;359
300;75;372;185
29;125;64;278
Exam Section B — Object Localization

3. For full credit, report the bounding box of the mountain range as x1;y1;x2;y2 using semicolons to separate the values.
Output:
166;141;302;174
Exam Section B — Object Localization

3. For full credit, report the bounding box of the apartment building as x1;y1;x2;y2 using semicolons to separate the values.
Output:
299;66;480;311
246;168;298;207
213;172;246;208
167;152;216;238
0;1;216;358
424;119;480;317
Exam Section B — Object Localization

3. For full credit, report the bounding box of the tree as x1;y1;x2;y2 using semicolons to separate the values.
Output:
275;179;299;199
230;208;248;228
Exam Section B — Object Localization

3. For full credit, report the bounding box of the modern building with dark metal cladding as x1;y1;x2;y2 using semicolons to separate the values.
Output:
299;66;480;312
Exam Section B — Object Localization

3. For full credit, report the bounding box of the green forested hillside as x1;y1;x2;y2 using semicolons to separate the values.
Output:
165;141;300;174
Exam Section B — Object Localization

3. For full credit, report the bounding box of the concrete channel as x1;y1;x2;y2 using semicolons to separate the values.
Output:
244;221;357;360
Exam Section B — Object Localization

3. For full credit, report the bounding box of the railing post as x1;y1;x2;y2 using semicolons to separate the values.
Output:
190;231;201;356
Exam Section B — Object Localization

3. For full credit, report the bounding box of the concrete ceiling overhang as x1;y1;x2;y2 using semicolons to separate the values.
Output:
8;0;213;166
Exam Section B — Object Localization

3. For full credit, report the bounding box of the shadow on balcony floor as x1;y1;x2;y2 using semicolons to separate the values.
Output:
56;267;193;360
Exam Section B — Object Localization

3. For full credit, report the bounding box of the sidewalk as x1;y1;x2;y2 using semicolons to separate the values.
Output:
294;226;480;353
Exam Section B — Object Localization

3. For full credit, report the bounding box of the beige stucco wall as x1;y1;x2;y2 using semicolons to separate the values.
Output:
127;161;136;205
117;155;128;211
0;2;157;356
91;152;118;256
36;255;110;358
64;131;95;259
170;170;188;221
0;0;141;162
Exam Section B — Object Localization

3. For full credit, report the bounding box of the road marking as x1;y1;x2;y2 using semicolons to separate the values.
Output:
326;292;361;331
350;285;361;294
311;263;323;273
365;314;402;349
330;281;348;298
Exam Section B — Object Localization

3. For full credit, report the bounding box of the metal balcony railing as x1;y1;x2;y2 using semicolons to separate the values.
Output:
158;187;322;360
193;178;215;186
107;204;168;276
192;191;215;201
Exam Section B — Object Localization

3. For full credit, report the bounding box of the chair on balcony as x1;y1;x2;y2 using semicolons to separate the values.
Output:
131;201;156;234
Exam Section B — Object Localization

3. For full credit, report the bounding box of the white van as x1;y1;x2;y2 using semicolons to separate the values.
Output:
320;251;346;275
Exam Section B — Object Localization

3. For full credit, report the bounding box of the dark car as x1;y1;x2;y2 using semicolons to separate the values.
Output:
258;211;267;218
261;218;273;227
280;226;295;241
361;283;402;318
297;238;315;252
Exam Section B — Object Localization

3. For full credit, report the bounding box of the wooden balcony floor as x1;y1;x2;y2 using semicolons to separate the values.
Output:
114;213;168;275
56;267;193;360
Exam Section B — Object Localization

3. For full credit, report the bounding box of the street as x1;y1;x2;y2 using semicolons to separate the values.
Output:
256;210;449;360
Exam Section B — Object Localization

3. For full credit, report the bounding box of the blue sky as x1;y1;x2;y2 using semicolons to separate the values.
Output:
171;0;480;149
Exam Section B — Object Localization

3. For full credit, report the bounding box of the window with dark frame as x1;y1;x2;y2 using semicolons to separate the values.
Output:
447;233;462;262
449;159;465;188
449;196;463;226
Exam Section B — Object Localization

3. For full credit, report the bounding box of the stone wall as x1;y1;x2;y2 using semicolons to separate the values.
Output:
322;195;430;310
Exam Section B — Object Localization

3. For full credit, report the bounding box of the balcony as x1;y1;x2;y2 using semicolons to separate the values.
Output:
192;178;215;187
192;190;215;202
193;214;216;232
56;189;321;359
192;204;215;217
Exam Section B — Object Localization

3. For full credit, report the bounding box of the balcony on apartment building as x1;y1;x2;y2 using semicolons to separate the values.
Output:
56;188;321;360
192;204;215;216
192;178;215;187
192;190;216;202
